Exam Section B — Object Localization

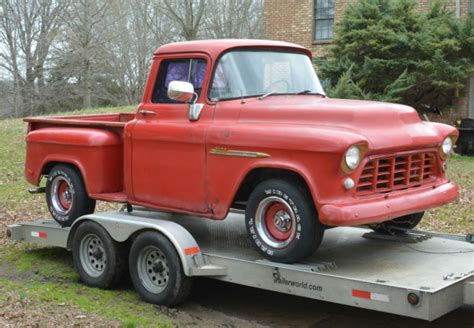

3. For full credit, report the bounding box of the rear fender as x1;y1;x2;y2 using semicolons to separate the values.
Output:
25;127;123;194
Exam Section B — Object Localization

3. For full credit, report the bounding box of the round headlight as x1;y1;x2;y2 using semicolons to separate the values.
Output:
345;145;361;170
441;137;453;156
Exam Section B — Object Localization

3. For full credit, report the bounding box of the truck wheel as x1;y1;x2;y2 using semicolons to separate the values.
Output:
370;212;424;233
129;231;192;307
46;164;95;227
72;221;127;288
245;179;324;263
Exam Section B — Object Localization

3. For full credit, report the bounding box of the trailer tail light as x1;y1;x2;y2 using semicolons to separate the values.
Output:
356;151;438;195
352;289;390;302
31;231;48;239
184;246;200;255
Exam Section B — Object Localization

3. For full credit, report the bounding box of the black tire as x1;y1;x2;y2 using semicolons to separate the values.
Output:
46;164;96;227
245;179;324;263
370;212;424;233
129;231;192;307
72;221;127;288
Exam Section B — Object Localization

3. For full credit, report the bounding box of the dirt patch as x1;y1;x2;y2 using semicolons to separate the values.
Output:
0;286;121;327
0;252;265;327
0;253;120;327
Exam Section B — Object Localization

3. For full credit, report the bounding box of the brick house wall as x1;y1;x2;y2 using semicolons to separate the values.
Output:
264;0;472;122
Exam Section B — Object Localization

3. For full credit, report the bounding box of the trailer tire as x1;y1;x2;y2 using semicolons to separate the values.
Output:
246;179;324;263
72;221;127;288
370;212;424;233
129;231;192;307
46;164;95;227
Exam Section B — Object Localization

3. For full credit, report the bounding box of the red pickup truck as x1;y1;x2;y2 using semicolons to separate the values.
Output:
24;40;459;263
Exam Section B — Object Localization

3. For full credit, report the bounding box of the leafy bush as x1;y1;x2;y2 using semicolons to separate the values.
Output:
316;0;474;113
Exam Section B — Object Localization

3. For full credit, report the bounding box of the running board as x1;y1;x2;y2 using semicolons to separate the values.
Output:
90;192;128;203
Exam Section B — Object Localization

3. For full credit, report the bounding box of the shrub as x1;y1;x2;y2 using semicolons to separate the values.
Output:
316;0;474;113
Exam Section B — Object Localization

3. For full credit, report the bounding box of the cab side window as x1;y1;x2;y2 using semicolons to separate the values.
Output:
152;58;207;103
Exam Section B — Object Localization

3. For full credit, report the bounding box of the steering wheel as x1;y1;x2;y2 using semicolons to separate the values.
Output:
265;80;290;93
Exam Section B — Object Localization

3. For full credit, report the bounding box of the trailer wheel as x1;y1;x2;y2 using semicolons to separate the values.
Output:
72;221;127;288
246;179;324;263
46;164;95;227
129;231;192;307
370;212;424;233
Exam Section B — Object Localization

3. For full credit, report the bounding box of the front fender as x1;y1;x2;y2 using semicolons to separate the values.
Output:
425;122;459;140
206;123;367;219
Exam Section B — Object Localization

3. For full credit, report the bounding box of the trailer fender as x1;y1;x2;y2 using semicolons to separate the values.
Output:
68;212;214;277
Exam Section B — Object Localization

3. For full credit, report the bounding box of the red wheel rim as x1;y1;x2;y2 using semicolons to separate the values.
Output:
57;180;71;210
264;202;293;241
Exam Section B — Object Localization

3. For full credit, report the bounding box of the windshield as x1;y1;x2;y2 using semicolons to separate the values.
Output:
209;50;325;101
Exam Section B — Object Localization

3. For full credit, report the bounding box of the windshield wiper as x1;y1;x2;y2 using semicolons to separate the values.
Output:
258;91;276;100
258;90;323;100
296;90;326;97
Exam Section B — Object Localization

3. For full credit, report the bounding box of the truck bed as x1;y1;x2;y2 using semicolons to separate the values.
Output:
24;112;135;201
24;113;136;128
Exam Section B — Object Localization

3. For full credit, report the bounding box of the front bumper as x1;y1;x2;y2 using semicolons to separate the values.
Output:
319;182;459;226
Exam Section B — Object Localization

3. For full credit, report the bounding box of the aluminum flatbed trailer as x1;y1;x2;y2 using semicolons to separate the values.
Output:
7;209;474;321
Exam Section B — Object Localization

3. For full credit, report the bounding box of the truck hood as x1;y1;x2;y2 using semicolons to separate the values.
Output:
238;96;447;152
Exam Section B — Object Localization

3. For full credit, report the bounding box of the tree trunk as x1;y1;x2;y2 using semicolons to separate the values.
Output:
83;59;92;109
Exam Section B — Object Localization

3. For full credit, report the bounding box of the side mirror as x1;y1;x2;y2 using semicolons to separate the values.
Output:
167;80;204;121
167;81;195;103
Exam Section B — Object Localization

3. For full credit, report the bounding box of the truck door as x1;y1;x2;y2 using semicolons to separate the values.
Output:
130;54;213;214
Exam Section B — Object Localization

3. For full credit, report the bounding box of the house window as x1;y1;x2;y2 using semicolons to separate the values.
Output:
470;0;474;13
314;0;335;41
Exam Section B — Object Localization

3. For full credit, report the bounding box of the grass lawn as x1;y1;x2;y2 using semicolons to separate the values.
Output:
0;246;172;327
0;106;473;325
420;155;474;233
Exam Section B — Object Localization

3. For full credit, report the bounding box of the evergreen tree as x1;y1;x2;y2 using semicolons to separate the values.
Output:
316;0;474;113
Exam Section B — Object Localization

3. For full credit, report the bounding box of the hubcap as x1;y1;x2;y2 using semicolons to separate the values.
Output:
137;246;170;294
255;196;297;249
273;210;292;232
51;176;73;215
79;234;107;278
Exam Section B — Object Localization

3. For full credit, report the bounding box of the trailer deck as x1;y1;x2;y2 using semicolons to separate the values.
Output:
7;209;474;321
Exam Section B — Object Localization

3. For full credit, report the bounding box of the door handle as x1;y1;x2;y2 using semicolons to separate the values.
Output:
139;110;156;116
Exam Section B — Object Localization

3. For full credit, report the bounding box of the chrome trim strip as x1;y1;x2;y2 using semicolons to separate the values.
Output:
209;148;270;158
